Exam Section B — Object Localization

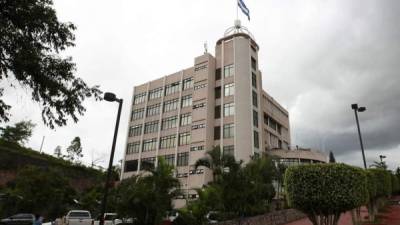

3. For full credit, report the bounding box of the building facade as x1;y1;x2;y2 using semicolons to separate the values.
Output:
121;24;291;207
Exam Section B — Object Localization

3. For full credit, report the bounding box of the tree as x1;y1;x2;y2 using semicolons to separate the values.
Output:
0;0;102;128
370;161;388;170
116;157;180;225
0;166;76;219
329;151;336;163
54;145;62;158
66;136;83;162
0;120;35;145
194;146;237;183
285;164;368;225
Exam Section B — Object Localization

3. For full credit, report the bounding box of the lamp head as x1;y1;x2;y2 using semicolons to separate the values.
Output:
104;92;117;102
358;107;366;112
351;104;358;110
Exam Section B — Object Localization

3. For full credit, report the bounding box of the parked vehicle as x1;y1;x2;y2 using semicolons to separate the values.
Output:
93;213;121;225
0;214;35;225
64;211;93;225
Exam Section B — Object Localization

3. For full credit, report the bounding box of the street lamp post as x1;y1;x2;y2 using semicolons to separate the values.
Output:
99;92;123;225
351;103;367;169
379;155;386;163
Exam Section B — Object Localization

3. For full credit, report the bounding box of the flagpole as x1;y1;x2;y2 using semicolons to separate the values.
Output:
236;0;239;20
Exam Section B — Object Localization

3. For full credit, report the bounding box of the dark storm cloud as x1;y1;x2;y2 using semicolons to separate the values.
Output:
281;0;400;162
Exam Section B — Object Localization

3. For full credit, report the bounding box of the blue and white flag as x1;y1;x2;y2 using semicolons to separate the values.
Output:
238;0;250;21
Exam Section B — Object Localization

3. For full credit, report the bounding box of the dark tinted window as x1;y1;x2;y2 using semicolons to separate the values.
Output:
69;212;91;218
215;87;221;99
215;106;221;119
215;68;221;80
214;126;221;140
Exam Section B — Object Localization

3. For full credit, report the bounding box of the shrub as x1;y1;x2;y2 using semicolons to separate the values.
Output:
285;163;367;225
369;169;391;197
391;173;399;194
365;170;378;201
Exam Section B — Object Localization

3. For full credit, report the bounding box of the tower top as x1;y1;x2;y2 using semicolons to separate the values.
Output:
224;19;255;41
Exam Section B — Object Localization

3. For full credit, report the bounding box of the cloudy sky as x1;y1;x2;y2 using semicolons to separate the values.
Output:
3;0;400;169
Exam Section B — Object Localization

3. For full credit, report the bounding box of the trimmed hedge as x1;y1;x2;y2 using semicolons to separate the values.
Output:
285;164;367;216
365;170;378;201
369;168;391;197
391;174;400;194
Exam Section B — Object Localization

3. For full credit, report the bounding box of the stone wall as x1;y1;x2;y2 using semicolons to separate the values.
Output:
216;209;306;225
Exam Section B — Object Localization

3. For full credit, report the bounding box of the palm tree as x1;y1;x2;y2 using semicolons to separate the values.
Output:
370;161;387;170
194;146;239;183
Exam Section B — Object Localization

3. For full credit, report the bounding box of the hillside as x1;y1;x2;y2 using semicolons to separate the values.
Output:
0;140;104;191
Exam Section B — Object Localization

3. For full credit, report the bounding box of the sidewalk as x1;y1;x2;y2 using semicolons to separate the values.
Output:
285;207;368;225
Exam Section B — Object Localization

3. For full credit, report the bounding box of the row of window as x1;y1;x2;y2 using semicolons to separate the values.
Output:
126;132;191;154
264;113;282;134
131;95;192;121
214;123;234;140
124;152;190;172
129;113;192;137
133;78;194;104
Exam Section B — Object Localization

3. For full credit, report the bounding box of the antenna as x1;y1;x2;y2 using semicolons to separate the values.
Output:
204;41;208;54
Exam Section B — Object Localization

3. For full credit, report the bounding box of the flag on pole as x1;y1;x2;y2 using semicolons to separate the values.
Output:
238;0;250;21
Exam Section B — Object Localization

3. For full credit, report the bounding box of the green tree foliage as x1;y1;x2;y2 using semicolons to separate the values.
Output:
0;166;76;219
0;120;35;145
329;151;336;163
369;168;391;197
370;161;388;170
0;0;102;128
187;154;277;222
116;157;180;225
66;136;83;162
390;173;399;194
285;164;368;225
194;146;237;182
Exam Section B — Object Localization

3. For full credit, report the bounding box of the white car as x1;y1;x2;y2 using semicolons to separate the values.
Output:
94;213;121;225
64;210;93;225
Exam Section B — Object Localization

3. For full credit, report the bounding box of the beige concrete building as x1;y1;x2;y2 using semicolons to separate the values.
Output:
267;148;328;166
121;22;291;206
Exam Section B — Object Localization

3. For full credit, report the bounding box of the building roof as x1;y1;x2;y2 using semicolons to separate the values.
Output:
266;149;328;163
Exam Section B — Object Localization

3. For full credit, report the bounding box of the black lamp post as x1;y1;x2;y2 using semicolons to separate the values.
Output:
351;103;367;169
99;92;123;225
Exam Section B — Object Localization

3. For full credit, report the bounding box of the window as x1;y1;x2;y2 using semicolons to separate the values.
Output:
133;93;146;104
148;87;163;100
181;95;192;108
146;103;161;117
223;145;234;156
161;154;175;166
215;105;221;119
180;113;192;126
190;146;204;151
161;116;178;130
142;138;157;152
195;63;207;71
251;57;257;70
254;131;259;148
182;78;194;90
253;110;258;127
129;124;142;137
177;152;189;166
252;73;257;88
194;83;207;90
125;160;138;172
192;124;205;130
223;102;234;117
214;126;221;140
223;124;234;138
165;82;180;95
193;102;205;109
215;87;221;99
215;68;221;80
126;141;140;154
163;98;179;112
159;135;176;149
144;120;159;134
179;132;191;146
141;157;155;170
131;108;144;121
252;91;258;107
224;64;234;77
224;83;235;96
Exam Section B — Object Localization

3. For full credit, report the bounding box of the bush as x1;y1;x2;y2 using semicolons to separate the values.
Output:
285;163;367;225
391;174;399;194
365;170;378;201
369;169;391;197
